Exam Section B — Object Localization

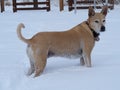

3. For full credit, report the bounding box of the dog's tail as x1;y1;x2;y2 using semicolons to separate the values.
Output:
17;23;31;44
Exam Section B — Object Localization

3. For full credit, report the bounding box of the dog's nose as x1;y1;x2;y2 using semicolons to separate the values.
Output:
101;26;105;32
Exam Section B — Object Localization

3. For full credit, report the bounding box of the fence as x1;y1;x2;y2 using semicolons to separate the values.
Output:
68;0;114;11
12;0;50;12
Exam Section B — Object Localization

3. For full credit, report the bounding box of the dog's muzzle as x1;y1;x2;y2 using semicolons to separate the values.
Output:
100;26;105;32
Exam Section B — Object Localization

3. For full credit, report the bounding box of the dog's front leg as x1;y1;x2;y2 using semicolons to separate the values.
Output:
82;51;92;67
82;48;92;67
84;54;91;67
80;57;85;66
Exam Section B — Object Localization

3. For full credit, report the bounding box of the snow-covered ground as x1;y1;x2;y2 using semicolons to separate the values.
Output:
0;5;120;90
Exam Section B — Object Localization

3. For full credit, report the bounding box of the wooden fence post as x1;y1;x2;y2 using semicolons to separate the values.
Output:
59;0;64;11
1;0;4;12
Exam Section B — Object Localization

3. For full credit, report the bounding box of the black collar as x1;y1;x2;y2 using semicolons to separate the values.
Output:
86;21;100;41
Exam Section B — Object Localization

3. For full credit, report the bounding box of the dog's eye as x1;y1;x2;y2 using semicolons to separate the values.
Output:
103;20;106;23
95;21;99;23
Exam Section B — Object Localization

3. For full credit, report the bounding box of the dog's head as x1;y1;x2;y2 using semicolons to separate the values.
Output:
87;6;108;34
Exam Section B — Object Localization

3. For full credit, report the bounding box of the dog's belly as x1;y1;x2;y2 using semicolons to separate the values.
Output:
47;49;82;59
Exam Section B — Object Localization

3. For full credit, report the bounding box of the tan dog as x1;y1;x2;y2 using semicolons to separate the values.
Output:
17;6;108;77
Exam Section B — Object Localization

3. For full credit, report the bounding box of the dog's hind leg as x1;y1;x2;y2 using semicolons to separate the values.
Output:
34;55;47;77
27;59;35;76
33;49;47;77
26;45;35;76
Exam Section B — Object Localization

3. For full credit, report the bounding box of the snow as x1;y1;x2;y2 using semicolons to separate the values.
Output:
0;5;120;90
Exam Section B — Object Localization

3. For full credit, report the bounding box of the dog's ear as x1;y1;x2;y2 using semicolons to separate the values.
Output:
101;5;108;16
88;6;95;17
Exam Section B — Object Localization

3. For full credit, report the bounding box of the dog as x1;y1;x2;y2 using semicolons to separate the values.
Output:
17;6;108;77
